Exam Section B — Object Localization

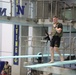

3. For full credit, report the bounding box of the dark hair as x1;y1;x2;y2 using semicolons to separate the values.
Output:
53;15;58;18
5;61;8;64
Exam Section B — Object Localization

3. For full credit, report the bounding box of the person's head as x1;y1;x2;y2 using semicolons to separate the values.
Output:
53;16;58;24
5;61;8;65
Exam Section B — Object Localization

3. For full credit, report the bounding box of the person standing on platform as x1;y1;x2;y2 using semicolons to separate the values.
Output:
49;16;64;63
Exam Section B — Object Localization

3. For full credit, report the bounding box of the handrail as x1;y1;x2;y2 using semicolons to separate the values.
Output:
22;36;75;50
21;36;76;61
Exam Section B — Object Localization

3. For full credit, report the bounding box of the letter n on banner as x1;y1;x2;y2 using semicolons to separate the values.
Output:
13;0;20;65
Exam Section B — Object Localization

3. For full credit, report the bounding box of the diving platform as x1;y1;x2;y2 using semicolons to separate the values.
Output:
25;60;76;68
24;60;76;75
27;66;76;75
0;16;36;26
0;16;75;26
0;54;73;59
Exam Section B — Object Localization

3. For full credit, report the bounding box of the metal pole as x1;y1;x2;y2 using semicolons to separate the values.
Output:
42;0;44;21
41;0;45;62
69;22;72;67
10;0;12;17
63;3;66;21
55;0;57;16
36;0;38;19
51;0;52;21
72;3;75;20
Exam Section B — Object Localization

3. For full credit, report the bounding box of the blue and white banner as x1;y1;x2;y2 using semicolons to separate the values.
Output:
13;0;20;65
13;0;29;65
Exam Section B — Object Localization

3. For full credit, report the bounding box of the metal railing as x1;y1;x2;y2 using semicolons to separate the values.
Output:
21;36;76;60
0;0;76;21
21;36;76;75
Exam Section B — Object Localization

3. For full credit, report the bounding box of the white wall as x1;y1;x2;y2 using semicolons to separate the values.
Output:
0;24;2;56
1;24;13;64
0;0;13;65
0;0;3;56
2;0;11;16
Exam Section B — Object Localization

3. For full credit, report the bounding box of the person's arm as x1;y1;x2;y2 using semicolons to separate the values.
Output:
56;27;62;33
48;33;52;36
55;23;63;33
